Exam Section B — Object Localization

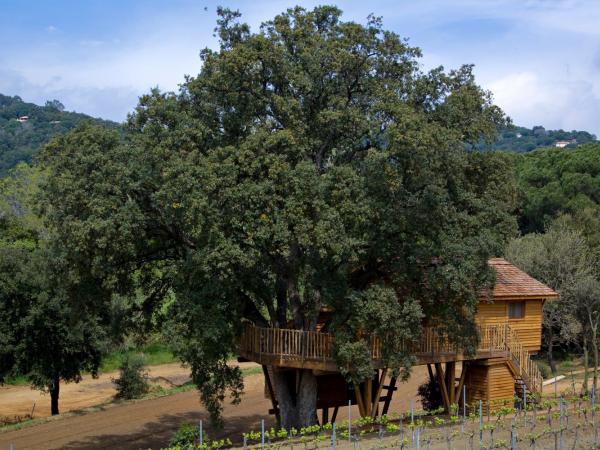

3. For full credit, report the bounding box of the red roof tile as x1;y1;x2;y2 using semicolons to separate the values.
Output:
484;258;559;300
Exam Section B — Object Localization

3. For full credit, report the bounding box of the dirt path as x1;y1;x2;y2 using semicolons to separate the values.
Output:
0;366;429;450
0;363;194;419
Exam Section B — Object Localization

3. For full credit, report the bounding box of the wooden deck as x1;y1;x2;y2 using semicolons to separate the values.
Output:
238;323;542;392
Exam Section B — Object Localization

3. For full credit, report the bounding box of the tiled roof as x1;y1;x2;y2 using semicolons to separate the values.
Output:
485;258;559;300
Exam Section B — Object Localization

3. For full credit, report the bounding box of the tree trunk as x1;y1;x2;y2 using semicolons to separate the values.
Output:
272;368;318;429
592;326;599;395
547;334;557;375
583;334;589;395
50;377;60;416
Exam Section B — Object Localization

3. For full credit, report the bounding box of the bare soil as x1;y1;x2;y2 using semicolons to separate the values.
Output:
0;365;429;450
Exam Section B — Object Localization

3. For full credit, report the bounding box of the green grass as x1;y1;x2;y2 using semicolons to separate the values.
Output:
3;375;29;386
3;342;259;386
99;342;177;373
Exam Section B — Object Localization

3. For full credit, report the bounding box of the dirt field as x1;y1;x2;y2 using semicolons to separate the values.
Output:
0;365;428;450
0;363;193;419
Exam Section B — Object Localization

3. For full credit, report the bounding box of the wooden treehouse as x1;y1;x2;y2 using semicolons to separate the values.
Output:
238;258;558;422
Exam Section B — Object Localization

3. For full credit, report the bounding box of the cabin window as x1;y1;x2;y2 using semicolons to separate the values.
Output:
508;301;525;319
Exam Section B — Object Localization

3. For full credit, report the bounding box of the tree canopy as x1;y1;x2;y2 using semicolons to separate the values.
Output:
38;6;518;427
516;142;600;234
0;164;108;415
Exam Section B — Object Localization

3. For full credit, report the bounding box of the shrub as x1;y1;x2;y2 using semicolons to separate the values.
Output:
170;422;200;447
418;377;443;411
536;361;551;379
113;354;149;399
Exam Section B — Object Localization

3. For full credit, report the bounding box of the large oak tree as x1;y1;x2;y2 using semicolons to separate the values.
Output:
39;6;517;427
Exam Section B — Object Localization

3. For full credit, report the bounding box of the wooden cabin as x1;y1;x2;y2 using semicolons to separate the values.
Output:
238;258;558;422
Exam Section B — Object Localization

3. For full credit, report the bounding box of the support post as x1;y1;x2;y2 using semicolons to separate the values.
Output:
456;363;467;405
371;368;388;418
435;362;451;412
322;407;329;424
365;377;372;417
354;385;366;417
381;376;397;416
261;365;280;425
446;362;456;406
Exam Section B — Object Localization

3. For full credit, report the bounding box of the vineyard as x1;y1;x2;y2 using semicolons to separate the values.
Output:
166;392;600;450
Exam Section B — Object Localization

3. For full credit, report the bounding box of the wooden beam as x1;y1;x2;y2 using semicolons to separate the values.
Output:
455;362;468;405
427;364;435;382
382;377;397;416
262;365;280;425
354;385;366;417
331;406;339;423
322;407;329;424
365;378;373;417
435;362;451;413
371;368;388;418
446;362;456;406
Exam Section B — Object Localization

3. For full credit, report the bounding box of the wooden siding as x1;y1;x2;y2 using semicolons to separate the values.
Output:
466;359;515;411
488;362;515;402
476;300;543;353
465;363;488;407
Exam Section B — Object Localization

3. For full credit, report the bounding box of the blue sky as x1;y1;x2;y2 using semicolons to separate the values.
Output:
1;0;599;135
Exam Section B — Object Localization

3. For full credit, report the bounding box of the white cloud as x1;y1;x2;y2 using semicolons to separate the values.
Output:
46;25;57;33
489;71;600;135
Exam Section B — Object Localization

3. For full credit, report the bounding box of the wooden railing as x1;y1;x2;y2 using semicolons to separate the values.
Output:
239;322;542;392
504;326;543;393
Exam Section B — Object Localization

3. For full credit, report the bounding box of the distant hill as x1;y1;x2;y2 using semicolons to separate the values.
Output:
476;125;597;153
0;94;120;176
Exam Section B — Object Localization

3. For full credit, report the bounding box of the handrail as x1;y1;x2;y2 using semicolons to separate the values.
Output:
239;322;541;392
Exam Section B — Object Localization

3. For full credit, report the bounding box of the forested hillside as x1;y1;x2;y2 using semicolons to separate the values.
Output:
516;142;600;234
0;94;119;175
477;125;596;152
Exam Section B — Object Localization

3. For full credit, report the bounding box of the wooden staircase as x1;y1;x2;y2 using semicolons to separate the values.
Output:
503;325;543;394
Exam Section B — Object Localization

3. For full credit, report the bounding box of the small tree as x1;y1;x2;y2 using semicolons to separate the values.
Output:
571;276;600;393
0;165;107;415
506;217;588;374
113;354;149;399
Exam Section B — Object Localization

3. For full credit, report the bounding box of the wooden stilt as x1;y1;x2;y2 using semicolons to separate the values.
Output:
331;406;339;423
382;377;397;416
322;407;329;424
371;368;388;417
456;362;468;405
262;365;280;425
446;362;456;406
435;362;451;412
365;377;373;416
354;385;366;417
427;364;435;382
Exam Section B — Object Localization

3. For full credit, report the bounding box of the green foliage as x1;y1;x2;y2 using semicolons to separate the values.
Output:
38;6;517;426
99;341;175;372
0;93;119;176
113;354;149;399
168;422;232;449
475;125;596;153
169;422;200;447
0;164;108;415
506;217;600;375
516;142;600;234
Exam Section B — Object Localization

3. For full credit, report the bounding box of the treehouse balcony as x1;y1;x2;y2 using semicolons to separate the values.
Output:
238;322;543;393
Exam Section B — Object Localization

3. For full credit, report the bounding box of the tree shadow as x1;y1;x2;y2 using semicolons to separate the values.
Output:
57;411;277;450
